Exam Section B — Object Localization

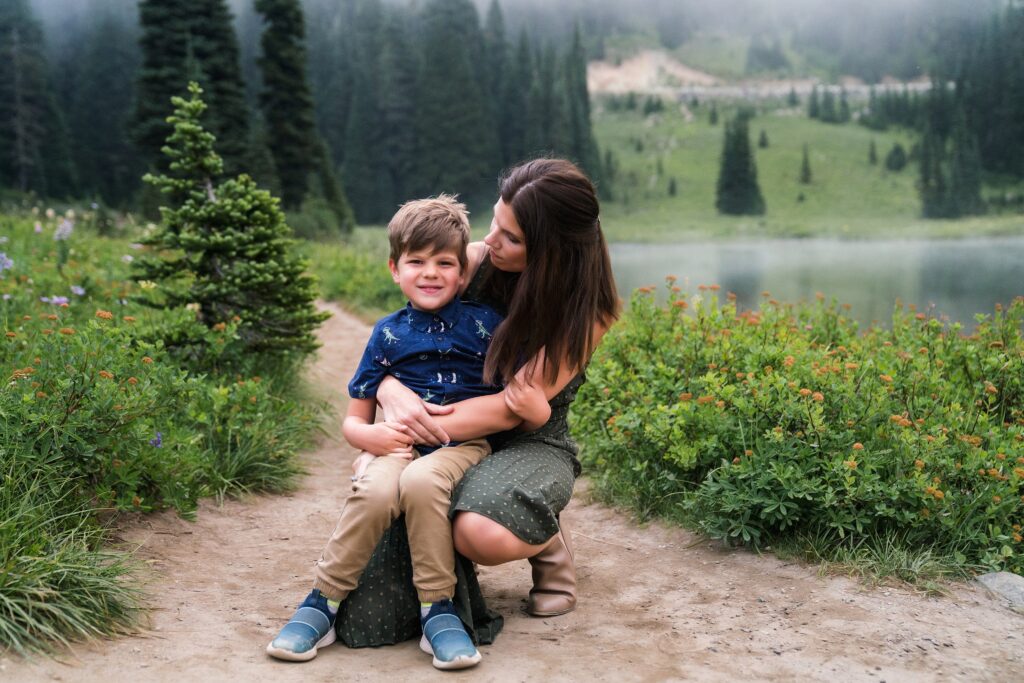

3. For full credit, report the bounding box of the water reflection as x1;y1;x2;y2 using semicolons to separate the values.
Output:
610;237;1024;328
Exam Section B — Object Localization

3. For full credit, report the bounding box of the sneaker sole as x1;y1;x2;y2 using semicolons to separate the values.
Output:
419;633;482;670
266;628;336;662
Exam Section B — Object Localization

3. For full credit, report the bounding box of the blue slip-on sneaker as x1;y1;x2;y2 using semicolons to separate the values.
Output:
418;599;481;670
266;589;337;662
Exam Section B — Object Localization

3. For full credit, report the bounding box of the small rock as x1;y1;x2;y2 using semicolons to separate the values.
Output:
976;572;1024;613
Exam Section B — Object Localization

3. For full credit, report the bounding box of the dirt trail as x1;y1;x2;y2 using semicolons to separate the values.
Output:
5;301;1024;682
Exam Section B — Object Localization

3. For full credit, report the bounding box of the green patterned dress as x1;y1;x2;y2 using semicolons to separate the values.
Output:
334;258;584;648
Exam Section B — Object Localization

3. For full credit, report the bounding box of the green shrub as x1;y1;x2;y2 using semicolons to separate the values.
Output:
1;211;322;650
573;281;1024;576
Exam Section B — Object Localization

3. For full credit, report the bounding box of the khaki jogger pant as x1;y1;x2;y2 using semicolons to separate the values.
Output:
312;438;490;604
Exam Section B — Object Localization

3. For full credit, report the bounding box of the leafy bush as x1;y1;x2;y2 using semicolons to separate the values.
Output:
1;210;322;650
573;280;1024;576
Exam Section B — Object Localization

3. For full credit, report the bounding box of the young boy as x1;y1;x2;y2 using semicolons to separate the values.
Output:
267;195;543;670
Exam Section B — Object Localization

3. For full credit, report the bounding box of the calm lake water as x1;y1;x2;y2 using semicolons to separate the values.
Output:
609;236;1024;328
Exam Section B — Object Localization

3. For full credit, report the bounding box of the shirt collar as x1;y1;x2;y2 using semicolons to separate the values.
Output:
404;297;463;333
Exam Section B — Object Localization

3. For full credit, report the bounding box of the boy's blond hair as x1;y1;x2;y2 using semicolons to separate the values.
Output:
387;194;471;271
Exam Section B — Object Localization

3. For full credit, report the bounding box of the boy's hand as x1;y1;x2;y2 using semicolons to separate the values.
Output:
504;377;551;431
351;452;376;479
368;421;415;455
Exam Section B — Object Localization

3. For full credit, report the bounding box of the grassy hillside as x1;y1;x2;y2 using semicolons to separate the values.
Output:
594;105;1024;242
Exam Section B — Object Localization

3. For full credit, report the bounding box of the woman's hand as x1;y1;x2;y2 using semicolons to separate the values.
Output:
377;376;452;446
504;377;551;431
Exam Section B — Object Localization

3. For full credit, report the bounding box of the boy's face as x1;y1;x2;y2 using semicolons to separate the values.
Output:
389;247;465;313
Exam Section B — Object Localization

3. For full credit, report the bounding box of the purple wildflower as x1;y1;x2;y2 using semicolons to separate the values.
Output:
70;285;86;296
54;219;74;241
149;432;163;448
2;294;10;301
0;252;13;272
34;222;43;234
121;254;134;263
40;295;69;305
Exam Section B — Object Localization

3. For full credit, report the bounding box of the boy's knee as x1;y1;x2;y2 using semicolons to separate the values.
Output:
351;471;402;517
398;459;449;508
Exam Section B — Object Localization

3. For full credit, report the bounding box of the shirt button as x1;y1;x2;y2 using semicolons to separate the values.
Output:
419;354;428;360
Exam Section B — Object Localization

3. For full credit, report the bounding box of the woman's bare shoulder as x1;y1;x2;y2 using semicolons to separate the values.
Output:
461;242;489;294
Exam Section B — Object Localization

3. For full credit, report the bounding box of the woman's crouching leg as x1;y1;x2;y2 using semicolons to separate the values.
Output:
313;454;407;601
399;439;491;603
453;511;548;566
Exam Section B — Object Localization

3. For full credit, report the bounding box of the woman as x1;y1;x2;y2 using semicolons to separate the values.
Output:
336;157;618;648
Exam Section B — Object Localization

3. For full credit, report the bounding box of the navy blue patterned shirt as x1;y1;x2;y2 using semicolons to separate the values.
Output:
348;298;504;452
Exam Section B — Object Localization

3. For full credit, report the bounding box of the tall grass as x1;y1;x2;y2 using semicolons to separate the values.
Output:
0;462;140;654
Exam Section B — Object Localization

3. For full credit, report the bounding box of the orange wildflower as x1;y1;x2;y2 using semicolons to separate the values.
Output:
46;314;57;320
852;442;864;450
914;459;925;470
98;370;113;380
996;453;1006;460
679;392;693;402
993;496;1002;503
879;374;893;383
142;356;154;364
42;328;52;335
744;450;753;456
696;395;715;405
673;299;688;309
844;460;858;470
213;322;227;332
732;457;741;464
1015;533;1023;543
4;332;14;338
36;391;47;399
784;356;795;367
799;388;812;397
59;327;75;335
95;310;113;320
915;313;926;320
127;377;138;385
812;392;824;402
123;316;136;323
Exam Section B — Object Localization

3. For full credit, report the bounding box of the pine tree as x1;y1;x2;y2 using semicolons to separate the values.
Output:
869;139;878;165
132;0;250;175
839;88;851;123
134;83;328;366
709;102;719;125
758;129;769;148
715;115;765;216
189;0;251;176
808;85;820;119
413;0;499;206
67;10;142;206
341;0;389;223
820;89;838;123
787;87;799;107
500;30;533;166
948;108;983;216
256;0;352;229
525;42;568;158
799;143;812;184
918;127;949;218
377;7;419;212
0;0;76;197
564;24;602;184
885;142;908;172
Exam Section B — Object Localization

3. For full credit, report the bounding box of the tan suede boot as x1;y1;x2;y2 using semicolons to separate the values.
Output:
527;519;577;617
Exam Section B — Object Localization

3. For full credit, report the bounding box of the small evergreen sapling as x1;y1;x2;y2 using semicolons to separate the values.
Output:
135;83;328;366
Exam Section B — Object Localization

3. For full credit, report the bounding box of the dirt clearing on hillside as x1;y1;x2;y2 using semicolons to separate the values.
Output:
4;301;1023;683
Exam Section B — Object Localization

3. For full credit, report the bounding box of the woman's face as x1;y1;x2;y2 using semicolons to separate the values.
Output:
484;198;527;273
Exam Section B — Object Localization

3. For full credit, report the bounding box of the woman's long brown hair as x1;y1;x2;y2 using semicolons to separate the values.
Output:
483;158;619;384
